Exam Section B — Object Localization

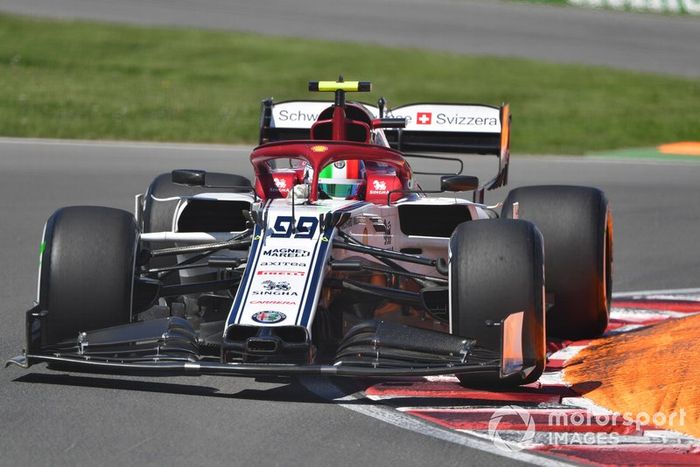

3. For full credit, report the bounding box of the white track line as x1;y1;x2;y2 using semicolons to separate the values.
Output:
613;288;700;298
0;136;251;152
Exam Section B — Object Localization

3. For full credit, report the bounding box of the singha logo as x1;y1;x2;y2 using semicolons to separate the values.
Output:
261;280;291;291
372;180;387;192
273;177;287;190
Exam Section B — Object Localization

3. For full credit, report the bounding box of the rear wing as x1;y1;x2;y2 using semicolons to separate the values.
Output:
258;99;511;202
384;103;511;200
258;99;379;144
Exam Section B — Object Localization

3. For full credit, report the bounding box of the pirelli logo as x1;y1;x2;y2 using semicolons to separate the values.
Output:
257;270;306;277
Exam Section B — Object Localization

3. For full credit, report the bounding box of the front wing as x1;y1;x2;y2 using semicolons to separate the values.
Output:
7;304;534;385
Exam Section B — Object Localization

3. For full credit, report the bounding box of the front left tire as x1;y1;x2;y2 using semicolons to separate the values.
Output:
39;206;139;344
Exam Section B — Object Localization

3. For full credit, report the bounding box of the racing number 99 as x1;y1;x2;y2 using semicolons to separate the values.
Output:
270;216;319;239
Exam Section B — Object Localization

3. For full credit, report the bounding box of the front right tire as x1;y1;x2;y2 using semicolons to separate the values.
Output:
449;219;546;386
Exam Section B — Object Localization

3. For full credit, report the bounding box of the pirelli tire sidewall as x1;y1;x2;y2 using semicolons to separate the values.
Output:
502;185;612;340
449;219;546;386
39;206;139;344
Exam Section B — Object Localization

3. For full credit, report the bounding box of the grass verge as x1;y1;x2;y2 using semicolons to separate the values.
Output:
0;14;698;154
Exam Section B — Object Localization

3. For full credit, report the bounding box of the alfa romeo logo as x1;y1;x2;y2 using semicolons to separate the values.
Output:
251;311;287;324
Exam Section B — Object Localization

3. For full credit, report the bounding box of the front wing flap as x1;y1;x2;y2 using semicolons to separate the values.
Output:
6;354;501;379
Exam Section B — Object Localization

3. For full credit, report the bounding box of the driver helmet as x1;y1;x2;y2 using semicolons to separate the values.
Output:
318;160;365;199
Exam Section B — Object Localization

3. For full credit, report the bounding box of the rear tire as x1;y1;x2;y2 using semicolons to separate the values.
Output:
502;185;612;340
39;206;139;344
450;219;546;386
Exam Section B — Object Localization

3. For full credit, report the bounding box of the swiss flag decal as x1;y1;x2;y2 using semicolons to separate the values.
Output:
416;112;432;125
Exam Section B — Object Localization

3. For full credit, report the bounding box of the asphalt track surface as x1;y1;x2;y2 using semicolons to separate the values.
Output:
1;138;699;466
1;0;699;77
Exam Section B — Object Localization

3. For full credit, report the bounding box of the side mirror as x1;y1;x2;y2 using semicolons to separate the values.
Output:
172;169;206;186
440;175;479;192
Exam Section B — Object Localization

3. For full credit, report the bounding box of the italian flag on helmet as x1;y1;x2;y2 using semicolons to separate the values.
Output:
318;160;365;199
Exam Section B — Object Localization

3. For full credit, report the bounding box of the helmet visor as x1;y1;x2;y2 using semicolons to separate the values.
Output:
319;178;362;198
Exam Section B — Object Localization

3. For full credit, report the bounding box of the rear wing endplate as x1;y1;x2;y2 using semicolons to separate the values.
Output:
384;103;511;201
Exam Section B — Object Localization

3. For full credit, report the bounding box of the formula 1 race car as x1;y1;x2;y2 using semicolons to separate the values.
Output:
8;79;613;386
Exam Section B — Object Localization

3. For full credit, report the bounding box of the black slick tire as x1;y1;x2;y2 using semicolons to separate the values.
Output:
450;219;546;386
39;206;139;344
502;185;612;340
